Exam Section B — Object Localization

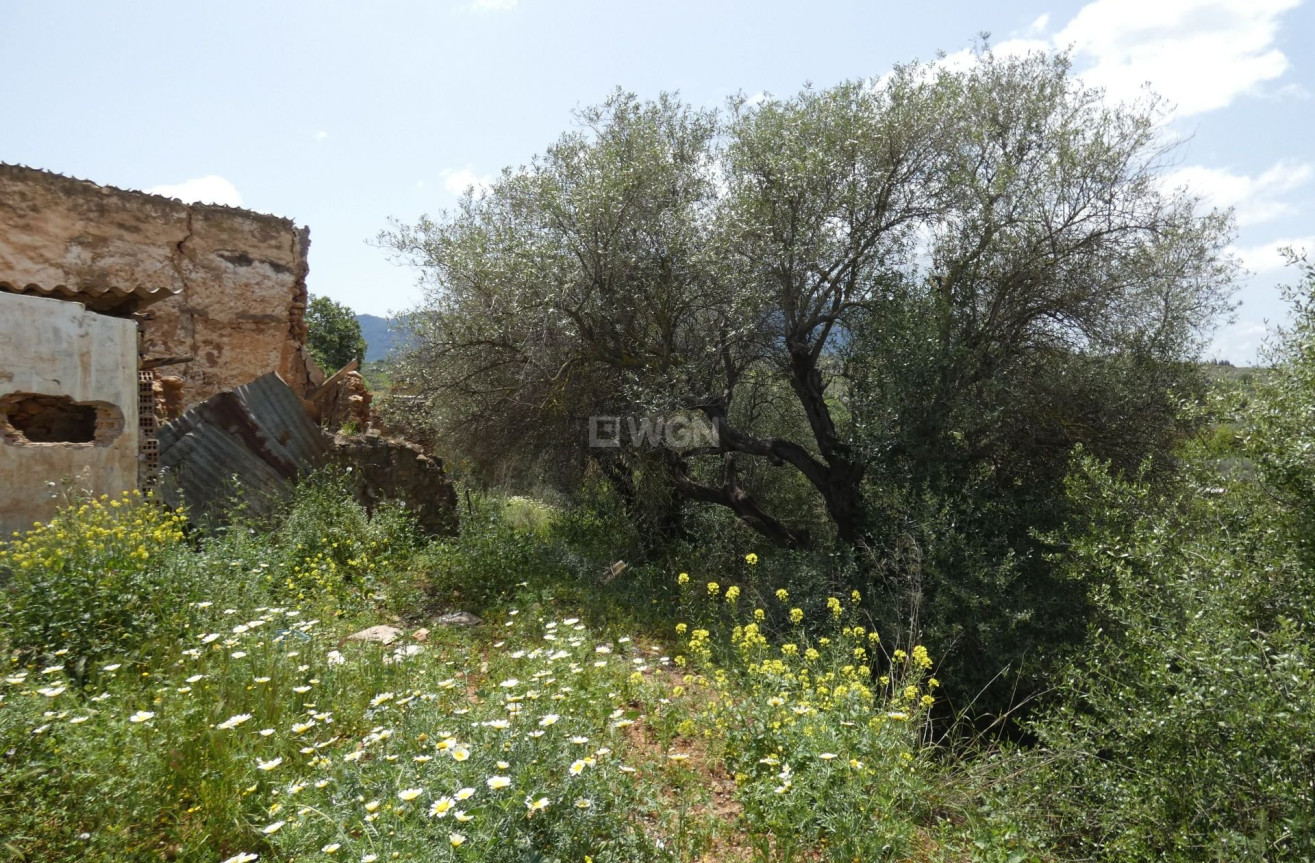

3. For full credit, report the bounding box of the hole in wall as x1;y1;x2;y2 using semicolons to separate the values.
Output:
0;393;123;445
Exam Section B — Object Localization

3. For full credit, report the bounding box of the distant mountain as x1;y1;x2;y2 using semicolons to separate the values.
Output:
356;314;414;363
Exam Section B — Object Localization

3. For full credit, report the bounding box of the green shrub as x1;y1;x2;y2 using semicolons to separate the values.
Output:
1242;258;1315;568
1021;260;1315;860
667;570;1046;862
1029;452;1315;861
0;490;196;676
414;490;571;612
217;468;422;615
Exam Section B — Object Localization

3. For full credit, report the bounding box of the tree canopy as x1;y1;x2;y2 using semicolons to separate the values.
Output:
383;50;1236;551
305;295;368;373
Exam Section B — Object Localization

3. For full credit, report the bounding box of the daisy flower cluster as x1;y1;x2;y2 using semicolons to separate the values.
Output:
2;600;683;862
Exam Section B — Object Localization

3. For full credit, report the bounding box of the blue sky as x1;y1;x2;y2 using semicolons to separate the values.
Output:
3;0;1312;362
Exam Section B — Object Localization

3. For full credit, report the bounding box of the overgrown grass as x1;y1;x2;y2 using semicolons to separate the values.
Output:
0;486;1034;863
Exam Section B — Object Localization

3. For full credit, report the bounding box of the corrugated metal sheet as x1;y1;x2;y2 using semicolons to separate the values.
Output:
158;373;333;522
0;280;180;315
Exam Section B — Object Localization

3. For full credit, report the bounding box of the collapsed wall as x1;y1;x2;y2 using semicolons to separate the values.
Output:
0;164;322;408
157;373;457;536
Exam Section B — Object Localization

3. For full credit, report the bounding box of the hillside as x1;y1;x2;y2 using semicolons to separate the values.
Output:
356;313;412;362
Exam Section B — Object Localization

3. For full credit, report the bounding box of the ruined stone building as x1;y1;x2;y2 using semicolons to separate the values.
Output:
0;164;323;536
1;163;454;540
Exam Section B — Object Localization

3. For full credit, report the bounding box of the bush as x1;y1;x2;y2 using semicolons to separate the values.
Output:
1019;260;1315;860
413;489;571;612
0;490;193;676
186;468;423;619
668;570;1045;862
1243;257;1315;567
1029;448;1315;861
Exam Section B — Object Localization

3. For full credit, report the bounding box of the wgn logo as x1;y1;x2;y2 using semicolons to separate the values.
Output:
588;413;720;450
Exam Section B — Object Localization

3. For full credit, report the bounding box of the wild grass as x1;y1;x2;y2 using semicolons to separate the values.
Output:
0;489;1035;863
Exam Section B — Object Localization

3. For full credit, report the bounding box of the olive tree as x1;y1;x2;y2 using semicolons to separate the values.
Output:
383;50;1236;551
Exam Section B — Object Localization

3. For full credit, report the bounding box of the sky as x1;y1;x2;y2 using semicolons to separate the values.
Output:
3;0;1312;363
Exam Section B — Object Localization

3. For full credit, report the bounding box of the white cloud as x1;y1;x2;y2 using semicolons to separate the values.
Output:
470;0;516;10
1055;0;1302;116
441;167;492;197
1231;236;1315;273
146;175;243;207
927;0;1301;118
1162;159;1313;226
314;130;329;141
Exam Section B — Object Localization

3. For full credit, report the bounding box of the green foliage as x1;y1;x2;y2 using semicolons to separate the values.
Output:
0;604;682;862
667;572;1047;862
384;51;1238;729
1242;256;1315;566
305;294;367;372
693;599;938;861
192;468;421;619
0;487;1010;863
1020;261;1315;857
359;360;395;392
1025;261;1315;861
413;490;571;612
384;49;1235;555
856;474;1095;721
11;246;1315;861
1029;453;1315;861
0;490;196;676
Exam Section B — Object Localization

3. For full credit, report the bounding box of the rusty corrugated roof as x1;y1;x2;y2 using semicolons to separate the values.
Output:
157;373;333;523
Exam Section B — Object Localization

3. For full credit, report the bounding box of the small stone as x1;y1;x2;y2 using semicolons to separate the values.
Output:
437;612;481;627
345;625;403;645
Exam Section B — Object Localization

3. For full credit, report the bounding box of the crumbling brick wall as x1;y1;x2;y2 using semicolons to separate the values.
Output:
0;164;322;408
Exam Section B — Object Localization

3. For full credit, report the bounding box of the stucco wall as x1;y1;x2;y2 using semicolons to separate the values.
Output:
0;293;139;538
0;164;321;408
